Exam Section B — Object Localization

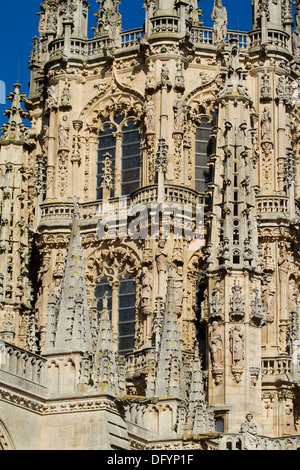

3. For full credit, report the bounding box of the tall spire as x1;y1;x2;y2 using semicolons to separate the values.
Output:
91;292;120;396
0;83;29;144
155;263;186;399
43;199;92;355
92;0;122;46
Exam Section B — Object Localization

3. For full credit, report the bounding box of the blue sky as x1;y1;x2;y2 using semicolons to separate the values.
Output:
0;0;253;128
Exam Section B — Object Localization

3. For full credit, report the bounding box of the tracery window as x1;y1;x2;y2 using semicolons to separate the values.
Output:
95;271;136;355
195;117;215;194
96;111;141;200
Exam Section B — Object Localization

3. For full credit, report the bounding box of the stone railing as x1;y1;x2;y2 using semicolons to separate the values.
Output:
261;357;293;380
0;341;46;387
220;433;299;450
190;27;248;49
249;29;290;51
256;195;289;216
126;348;156;379
39;201;74;224
121;28;144;48
130;184;203;208
48;26;251;62
150;16;179;35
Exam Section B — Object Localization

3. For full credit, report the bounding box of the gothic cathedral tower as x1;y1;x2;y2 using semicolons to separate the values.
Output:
0;0;300;450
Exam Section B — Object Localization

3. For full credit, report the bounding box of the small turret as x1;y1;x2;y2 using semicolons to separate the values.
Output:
0;83;29;144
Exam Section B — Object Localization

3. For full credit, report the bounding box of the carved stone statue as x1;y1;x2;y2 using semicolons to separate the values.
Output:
209;321;223;367
240;414;258;450
155;239;168;297
292;14;300;58
145;61;156;91
211;0;228;45
144;96;155;133
141;266;153;315
58;115;70;148
262;276;276;323
230;325;244;365
288;277;298;313
155;239;168;274
174;265;184;315
261;107;272;141
173;94;185;133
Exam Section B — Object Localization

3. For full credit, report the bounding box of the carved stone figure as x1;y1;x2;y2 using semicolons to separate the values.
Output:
141;266;153;315
173;94;185;133
209;321;223;367
261;107;272;141
144;96;155;133
174;265;184;315
156;239;168;274
230;325;244;365
211;0;228;45
240;414;258;450
58;116;70;148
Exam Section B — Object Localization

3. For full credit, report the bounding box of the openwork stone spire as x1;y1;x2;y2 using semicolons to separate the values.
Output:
155;263;186;399
91;292;119;395
44;199;92;355
93;0;122;43
0;83;29;144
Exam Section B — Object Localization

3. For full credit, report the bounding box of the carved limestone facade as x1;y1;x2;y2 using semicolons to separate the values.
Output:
1;0;300;451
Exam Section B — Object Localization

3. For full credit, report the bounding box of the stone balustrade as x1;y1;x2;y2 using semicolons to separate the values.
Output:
0;341;46;387
261;357;293;380
121;28;144;48
249;29;290;51
126;348;155;378
47;26;254;63
39;185;203;228
151;16;179;35
256;195;289;216
220;433;299;450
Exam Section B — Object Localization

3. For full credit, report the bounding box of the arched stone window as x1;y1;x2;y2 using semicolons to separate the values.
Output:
96;111;141;200
195;117;215;193
94;269;136;355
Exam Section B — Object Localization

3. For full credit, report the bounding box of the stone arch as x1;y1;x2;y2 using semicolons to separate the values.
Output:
78;74;145;137
85;242;141;287
0;420;14;450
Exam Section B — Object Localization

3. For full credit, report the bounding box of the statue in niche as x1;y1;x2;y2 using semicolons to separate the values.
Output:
155;239;168;297
175;61;185;90
209;321;223;367
58;115;70;148
155;239;168;275
161;63;170;85
261;107;272;141
240;414;258;450
230;325;245;366
42;125;49;155
211;0;228;45
288;277;298;313
61;79;71;108
144;96;155;133
45;85;58;111
261;72;271;100
173;94;185;133
174;265;184;315
141;266;153;315
262;275;276;323
293;14;300;57
230;282;245;320
145;61;156;90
